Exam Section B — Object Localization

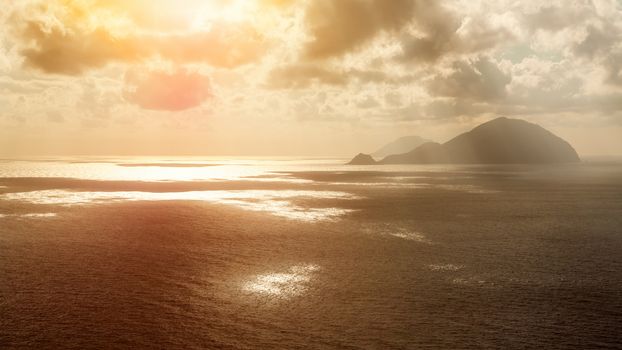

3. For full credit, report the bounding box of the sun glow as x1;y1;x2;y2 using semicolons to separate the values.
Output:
55;0;272;33
191;0;259;29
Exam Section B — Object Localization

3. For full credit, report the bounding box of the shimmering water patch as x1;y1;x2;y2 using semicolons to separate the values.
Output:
362;224;433;243
428;264;464;271
390;230;431;243
323;181;498;193
1;190;357;222
224;199;353;221
242;264;320;297
0;213;57;219
239;175;313;184
328;181;429;188
116;163;222;167
381;176;429;180
452;276;490;286
21;213;57;218
435;184;499;194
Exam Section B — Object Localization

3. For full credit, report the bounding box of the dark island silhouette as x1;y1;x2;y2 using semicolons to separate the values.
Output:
372;136;430;158
348;117;581;165
348;153;378;165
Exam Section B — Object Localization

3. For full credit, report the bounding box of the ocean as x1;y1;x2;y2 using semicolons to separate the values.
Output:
1;157;621;349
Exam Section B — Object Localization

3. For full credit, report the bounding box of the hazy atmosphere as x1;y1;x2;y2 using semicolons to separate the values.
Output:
2;2;622;349
2;0;622;157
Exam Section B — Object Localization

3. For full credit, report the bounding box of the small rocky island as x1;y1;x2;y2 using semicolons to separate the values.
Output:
348;117;581;165
348;153;377;165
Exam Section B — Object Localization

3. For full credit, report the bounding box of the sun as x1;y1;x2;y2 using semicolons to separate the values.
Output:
80;0;262;32
51;0;288;37
189;0;259;29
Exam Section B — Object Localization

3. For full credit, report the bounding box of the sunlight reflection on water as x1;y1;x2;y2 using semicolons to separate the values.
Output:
1;190;357;222
389;230;432;243
428;264;464;271
0;159;500;195
0;213;57;219
243;264;320;297
362;224;433;243
0;158;344;182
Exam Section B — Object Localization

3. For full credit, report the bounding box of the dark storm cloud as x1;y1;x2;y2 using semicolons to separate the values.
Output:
123;69;211;111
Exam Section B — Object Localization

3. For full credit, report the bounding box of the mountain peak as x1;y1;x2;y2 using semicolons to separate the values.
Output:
372;135;430;158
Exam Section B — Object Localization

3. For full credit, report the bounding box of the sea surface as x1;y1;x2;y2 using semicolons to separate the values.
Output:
1;157;621;349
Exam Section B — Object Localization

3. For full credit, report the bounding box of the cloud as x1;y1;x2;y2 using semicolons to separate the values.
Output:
149;24;266;68
19;21;143;75
302;0;511;64
76;81;121;119
393;1;461;63
47;110;64;123
427;57;511;101
268;65;348;88
396;17;512;63
604;51;622;87
571;21;622;88
11;2;266;75
259;0;298;7
573;24;618;59
267;64;419;88
269;0;512;90
124;69;211;111
356;96;380;109
523;5;588;32
422;99;489;119
302;0;417;59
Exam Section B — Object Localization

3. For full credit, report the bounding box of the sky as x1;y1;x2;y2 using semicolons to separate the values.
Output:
1;0;621;157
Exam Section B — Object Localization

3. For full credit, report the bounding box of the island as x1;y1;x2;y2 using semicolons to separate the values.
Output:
348;117;581;165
